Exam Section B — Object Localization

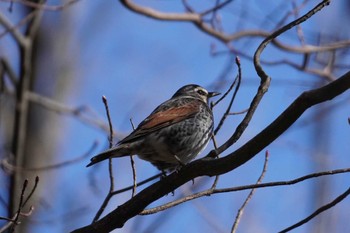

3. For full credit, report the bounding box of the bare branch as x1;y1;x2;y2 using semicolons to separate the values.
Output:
111;173;162;196
26;91;110;133
200;0;234;16
118;0;349;57
1;142;97;172
0;59;17;87
213;56;242;135
129;118;137;197
129;155;137;197
0;177;38;233
279;186;350;233
71;68;350;233
22;176;39;207
102;96;114;148
0;0;80;11
231;151;269;233
0;12;28;46
0;206;34;233
92;96;116;223
71;2;347;231
138;166;350;216
11;179;28;230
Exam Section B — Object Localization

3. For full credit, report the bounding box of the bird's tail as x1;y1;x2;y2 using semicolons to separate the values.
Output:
86;146;130;167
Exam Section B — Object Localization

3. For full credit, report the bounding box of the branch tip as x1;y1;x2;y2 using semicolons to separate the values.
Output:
102;95;107;103
235;56;240;65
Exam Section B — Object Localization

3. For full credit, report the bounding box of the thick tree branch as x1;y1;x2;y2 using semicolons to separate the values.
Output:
72;70;350;232
70;1;345;232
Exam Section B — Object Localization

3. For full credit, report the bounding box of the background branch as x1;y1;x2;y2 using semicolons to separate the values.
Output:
71;69;350;233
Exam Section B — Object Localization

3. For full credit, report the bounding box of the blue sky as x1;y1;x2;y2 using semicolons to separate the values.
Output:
1;0;350;232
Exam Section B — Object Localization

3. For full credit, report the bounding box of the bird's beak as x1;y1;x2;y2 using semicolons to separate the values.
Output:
208;91;221;98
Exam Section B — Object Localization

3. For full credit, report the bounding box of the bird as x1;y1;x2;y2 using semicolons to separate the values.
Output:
87;84;220;172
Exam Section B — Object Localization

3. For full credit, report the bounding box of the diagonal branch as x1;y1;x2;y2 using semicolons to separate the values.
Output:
231;151;269;233
0;12;28;46
279;186;350;233
71;1;345;232
118;0;349;56
71;70;350;233
137;167;350;215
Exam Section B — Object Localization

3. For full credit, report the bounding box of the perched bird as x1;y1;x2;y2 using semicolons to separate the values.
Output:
87;84;220;171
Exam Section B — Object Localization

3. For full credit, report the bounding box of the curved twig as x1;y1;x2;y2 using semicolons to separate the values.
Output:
279;186;350;233
71;69;350;233
119;0;346;56
71;2;341;232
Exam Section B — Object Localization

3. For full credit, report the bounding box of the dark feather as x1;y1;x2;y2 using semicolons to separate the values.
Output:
118;98;201;144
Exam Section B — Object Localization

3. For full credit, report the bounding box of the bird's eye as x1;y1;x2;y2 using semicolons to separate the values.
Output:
197;89;206;96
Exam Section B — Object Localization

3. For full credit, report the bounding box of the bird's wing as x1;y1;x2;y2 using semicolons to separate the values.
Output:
118;98;201;144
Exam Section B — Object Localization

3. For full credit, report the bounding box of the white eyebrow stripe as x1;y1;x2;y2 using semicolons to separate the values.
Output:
194;87;208;94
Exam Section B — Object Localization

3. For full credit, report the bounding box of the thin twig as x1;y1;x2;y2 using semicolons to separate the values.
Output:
1;141;97;172
129;118;137;197
7;176;39;232
254;0;330;80
0;0;80;11
127;0;334;217
227;109;249;115
0;216;15;222
214;56;242;135
0;11;28;46
211;73;237;108
279;186;350;233
71;71;350;233
140;167;350;215
103;96;115;193
210;131;220;188
93;96;115;222
213;0;331;158
10;179;28;231
129;118;135;130
130;156;137;197
102;96;114;148
6;176;38;233
25;91;110;133
111;173;162;196
18;206;34;217
200;0;233;16
0;59;17;87
274;0;310;29
0;206;35;233
292;1;307;46
0;10;38;41
119;0;346;55
22;176;39;207
92;193;111;223
70;2;339;232
210;133;219;156
231;151;269;233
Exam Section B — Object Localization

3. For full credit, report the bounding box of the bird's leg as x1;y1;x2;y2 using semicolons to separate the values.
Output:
174;156;195;187
159;169;176;196
160;169;167;179
174;155;185;167
173;155;186;174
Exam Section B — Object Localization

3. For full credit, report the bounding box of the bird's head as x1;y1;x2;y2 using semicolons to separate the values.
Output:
172;84;220;104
